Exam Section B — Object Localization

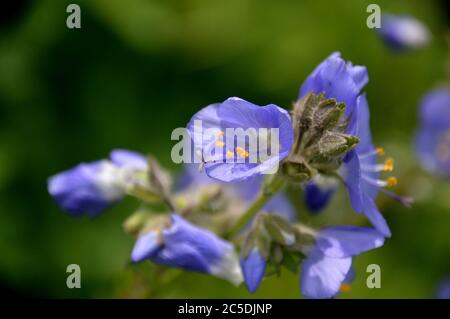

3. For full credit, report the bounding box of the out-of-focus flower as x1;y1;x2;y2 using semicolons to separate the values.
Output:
435;278;450;299
378;14;431;51
48;149;147;217
131;214;243;285
187;97;293;182
300;226;384;298
298;53;409;236
415;88;450;176
343;95;395;237
304;176;338;213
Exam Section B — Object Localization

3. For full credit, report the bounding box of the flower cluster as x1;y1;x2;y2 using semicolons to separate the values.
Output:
47;52;411;298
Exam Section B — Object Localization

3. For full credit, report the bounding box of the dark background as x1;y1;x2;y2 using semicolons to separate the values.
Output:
0;0;449;298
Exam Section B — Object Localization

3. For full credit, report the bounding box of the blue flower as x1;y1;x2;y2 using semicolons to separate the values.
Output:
304;177;338;213
435;278;450;299
131;214;243;285
48;149;147;217
177;164;296;292
343;94;395;237
378;14;431;51
110;149;148;170
298;52;367;213
415;88;450;176
299;52;368;127
300;226;384;299
187;97;293;182
240;248;266;293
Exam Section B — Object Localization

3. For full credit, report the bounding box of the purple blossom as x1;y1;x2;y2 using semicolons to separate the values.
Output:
131;214;243;285
343;95;392;237
298;53;395;236
300;226;384;298
299;52;367;214
378;14;431;51
415;88;450;176
240;248;266;293
187;97;293;182
299;52;368;127
435;278;450;299
48;149;147;217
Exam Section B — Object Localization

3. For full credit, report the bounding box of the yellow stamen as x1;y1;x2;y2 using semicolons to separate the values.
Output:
216;131;224;138
339;283;351;293
215;141;225;147
376;147;385;156
226;150;234;158
383;158;394;172
235;147;249;158
387;177;397;187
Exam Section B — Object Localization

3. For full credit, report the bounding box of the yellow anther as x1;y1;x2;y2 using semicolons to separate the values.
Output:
216;131;224;138
383;158;394;172
235;147;249;158
376;147;385;156
387;177;397;187
226;150;234;158
339;283;352;293
215;141;225;147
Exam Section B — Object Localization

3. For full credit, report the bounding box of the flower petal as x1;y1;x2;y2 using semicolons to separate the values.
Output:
299;52;366;117
300;247;352;299
304;182;336;213
47;161;123;216
110;149;147;170
343;151;364;213
131;231;161;262
317;226;385;258
240;249;267;293
361;194;392;238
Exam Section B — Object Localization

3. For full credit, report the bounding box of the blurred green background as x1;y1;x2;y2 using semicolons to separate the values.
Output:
0;0;449;298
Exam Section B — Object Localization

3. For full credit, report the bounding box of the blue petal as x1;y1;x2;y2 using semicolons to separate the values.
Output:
240;249;266;293
47;161;122;217
131;231;161;262
343;267;356;284
316;226;385;258
300;247;352;299
188;97;293;182
150;215;242;285
263;193;296;221
343;151;364;213
435;278;450;299
110;149;147;170
304;182;336;213
187;103;222;163
354;94;373;153
157;215;229;271
415;128;450;176
299;52;367;117
361;193;392;238
378;14;431;51
419;89;450;129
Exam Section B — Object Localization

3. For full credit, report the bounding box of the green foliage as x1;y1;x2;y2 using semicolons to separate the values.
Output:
0;0;448;298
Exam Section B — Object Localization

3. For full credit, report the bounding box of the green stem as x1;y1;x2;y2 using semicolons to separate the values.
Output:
226;175;285;238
